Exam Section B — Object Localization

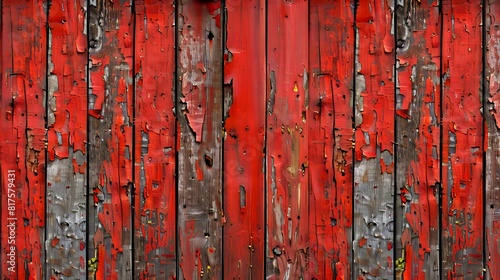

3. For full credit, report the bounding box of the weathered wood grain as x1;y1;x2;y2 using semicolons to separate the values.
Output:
223;0;266;278
309;0;354;278
441;0;484;278
395;0;441;279
485;1;500;279
266;0;309;278
46;0;88;278
176;0;224;278
353;0;395;278
133;1;177;278
0;1;47;278
87;0;134;278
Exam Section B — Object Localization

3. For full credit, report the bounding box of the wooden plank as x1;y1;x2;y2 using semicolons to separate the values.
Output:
45;0;88;278
223;0;266;278
485;0;500;279
133;0;177;278
265;0;309;278
87;0;134;278
176;0;224;278
0;1;47;278
394;0;441;279
441;0;484;278
308;0;354;278
353;0;395;278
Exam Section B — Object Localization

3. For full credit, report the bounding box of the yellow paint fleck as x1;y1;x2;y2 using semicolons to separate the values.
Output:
293;82;298;92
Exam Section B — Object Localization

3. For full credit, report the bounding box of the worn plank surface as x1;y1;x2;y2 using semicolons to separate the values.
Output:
223;0;266;278
87;0;134;278
395;0;441;279
0;1;47;279
441;0;484;278
46;0;88;278
133;1;177;278
485;1;500;279
266;0;309;278
353;0;395;278
308;0;354;278
176;0;224;278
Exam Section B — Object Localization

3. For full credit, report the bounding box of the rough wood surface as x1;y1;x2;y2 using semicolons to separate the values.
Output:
441;0;484;278
133;1;177;278
266;0;310;278
395;0;441;279
0;1;47;278
87;0;134;278
353;0;395;278
223;0;266;278
308;0;354;278
46;0;88;278
176;0;224;278
485;1;500;279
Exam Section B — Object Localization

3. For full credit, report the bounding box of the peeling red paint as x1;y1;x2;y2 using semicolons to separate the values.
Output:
1;1;47;279
88;0;134;278
442;1;484;278
354;0;395;278
134;1;177;278
309;0;354;278
177;0;224;278
266;0;310;278
223;0;266;278
395;1;441;279
46;0;88;277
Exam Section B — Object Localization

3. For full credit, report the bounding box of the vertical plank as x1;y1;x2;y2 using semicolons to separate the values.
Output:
308;0;354;278
353;0;395;278
441;0;484;278
133;0;177;278
87;0;134;278
223;0;266;278
176;0;224;278
486;1;500;278
394;0;441;279
46;0;88;277
266;0;309;278
0;1;47;278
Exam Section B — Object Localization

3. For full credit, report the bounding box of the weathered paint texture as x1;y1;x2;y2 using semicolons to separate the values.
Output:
354;0;395;278
395;0;441;279
88;0;134;278
441;1;484;278
266;0;310;278
176;0;224;278
487;1;500;279
133;1;177;279
223;0;266;278
2;1;500;279
1;1;47;279
46;0;88;278
309;0;354;278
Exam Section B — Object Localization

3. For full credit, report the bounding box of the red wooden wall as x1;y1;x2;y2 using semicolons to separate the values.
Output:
1;0;499;279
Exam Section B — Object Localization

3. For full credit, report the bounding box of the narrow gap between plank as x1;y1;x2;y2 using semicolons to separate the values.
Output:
130;0;137;277
351;0;358;278
438;0;444;278
221;0;226;278
85;0;91;278
174;0;180;278
481;0;488;277
263;0;269;277
43;1;50;279
392;2;398;279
